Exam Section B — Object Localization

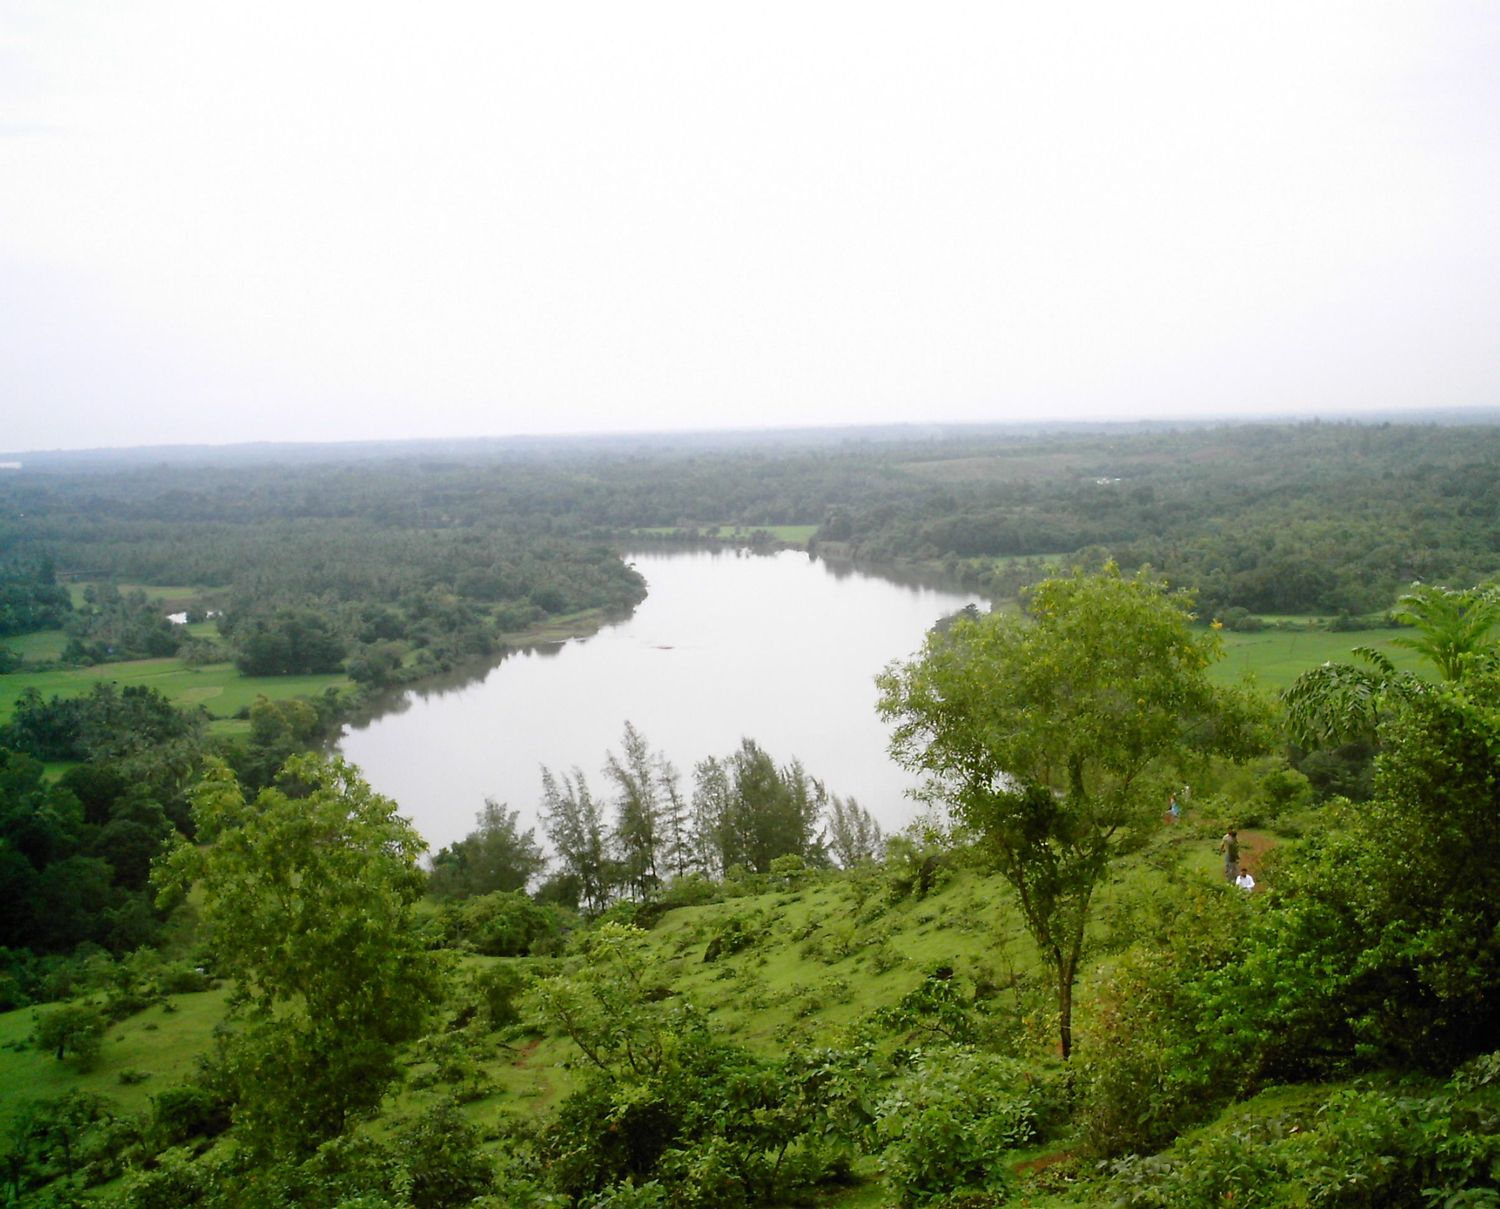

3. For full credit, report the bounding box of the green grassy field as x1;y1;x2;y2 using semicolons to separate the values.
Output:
0;657;350;726
1212;625;1426;692
629;524;819;546
0;988;231;1132
63;583;207;609
2;630;70;661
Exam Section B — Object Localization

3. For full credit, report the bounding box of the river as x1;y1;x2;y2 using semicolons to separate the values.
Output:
337;548;984;853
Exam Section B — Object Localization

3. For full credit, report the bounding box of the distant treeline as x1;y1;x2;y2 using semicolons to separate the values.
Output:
3;421;1500;660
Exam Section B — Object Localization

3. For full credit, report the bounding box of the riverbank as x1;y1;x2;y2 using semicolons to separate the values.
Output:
0;606;629;739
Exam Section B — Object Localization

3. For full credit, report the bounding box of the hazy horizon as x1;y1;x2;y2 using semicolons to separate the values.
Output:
5;3;1498;452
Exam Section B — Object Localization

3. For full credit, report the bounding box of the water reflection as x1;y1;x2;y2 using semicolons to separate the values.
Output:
339;548;984;852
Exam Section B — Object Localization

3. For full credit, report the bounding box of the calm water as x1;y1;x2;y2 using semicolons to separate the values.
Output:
338;548;983;853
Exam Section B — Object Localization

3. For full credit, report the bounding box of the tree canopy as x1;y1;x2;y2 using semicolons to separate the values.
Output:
156;755;445;1158
878;565;1268;1056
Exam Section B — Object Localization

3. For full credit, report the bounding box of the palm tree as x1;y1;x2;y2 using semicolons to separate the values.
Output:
1388;583;1500;683
1281;583;1499;747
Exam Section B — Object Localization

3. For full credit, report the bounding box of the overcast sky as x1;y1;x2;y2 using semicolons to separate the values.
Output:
3;2;1498;452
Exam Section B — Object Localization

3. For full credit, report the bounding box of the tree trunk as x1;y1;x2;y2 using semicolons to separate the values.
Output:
1058;962;1074;1060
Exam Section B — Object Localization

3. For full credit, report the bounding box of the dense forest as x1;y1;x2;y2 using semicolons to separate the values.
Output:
5;418;1500;633
1;419;1499;1206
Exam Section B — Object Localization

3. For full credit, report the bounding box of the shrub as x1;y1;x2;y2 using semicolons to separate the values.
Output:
702;911;764;963
150;1083;232;1147
873;1049;1061;1206
1077;880;1250;1157
1099;1063;1500;1207
443;890;570;957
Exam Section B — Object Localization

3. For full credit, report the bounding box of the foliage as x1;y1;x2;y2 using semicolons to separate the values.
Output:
692;740;828;877
0;682;203;763
0;558;71;638
542;765;612;914
879;565;1268;1056
63;583;181;663
882;833;950;903
1389;582;1500;682
3;1090;131;1201
1281;582;1500;749
30;1001;107;1069
873;1048;1061;1207
0;745;193;957
1225;669;1500;1080
1082;664;1500;1168
439;889;572;956
1078;876;1253;1156
428;798;548;900
605;722;682;899
825;795;882;868
1097;1061;1500;1207
876;968;990;1047
155;755;446;1158
230;606;347;675
533;925;871;1207
148;1083;232;1150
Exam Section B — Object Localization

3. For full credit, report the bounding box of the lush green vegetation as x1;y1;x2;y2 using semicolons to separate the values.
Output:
3;422;1500;1204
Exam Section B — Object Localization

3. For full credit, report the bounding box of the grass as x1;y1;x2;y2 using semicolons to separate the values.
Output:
64;583;207;609
0;657;350;727
1212;626;1428;693
1;629;70;661
0;800;1330;1205
0;988;230;1132
628;524;819;546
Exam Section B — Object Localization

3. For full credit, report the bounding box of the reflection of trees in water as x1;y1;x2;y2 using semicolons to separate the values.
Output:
816;553;975;599
340;601;641;735
341;638;584;731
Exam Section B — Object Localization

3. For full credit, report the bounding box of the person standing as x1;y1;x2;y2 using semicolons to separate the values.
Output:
1218;828;1240;880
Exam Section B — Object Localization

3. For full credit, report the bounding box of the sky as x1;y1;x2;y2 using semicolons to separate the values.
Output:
3;2;1499;453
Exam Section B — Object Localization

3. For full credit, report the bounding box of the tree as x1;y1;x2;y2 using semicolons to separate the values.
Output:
155;756;444;1158
31;1002;105;1068
1281;583;1499;748
428;799;547;899
1389;582;1500;682
603;722;668;900
540;766;610;914
693;740;827;875
825;795;882;868
877;566;1266;1057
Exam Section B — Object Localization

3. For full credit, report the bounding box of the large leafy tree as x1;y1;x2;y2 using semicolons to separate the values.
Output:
157;755;445;1158
877;565;1266;1057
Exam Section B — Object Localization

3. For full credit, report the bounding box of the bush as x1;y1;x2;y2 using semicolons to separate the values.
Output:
702;911;765;963
883;835;949;902
873;1049;1061;1206
393;1099;496;1207
659;873;721;911
1099;1063;1500;1207
442;891;570;957
1077;879;1250;1157
150;1084;232;1148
